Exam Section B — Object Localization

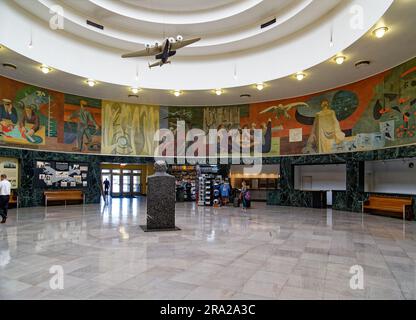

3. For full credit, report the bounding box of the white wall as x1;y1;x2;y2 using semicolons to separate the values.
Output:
294;164;347;205
365;159;416;195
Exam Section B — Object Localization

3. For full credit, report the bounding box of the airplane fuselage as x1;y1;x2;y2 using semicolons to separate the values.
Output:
154;39;176;66
161;39;171;63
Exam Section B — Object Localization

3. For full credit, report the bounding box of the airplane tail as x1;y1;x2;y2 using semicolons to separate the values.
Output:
148;60;171;69
148;61;162;69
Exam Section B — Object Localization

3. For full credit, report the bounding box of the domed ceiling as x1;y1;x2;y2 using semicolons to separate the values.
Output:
0;0;415;105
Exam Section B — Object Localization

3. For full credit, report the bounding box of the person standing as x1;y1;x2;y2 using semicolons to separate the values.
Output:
103;178;110;196
0;174;11;224
220;179;231;206
240;181;248;211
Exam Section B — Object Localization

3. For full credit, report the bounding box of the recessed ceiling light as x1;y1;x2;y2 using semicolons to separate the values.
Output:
173;90;181;97
40;65;52;74
334;55;346;65
2;63;17;70
373;26;388;38
295;72;306;81
86;79;96;87
130;87;140;94
215;89;223;96
256;82;264;91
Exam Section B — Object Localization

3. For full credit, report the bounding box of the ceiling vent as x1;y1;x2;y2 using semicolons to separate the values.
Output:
261;18;276;29
240;94;251;98
128;94;139;98
87;20;104;30
2;63;17;70
355;60;371;69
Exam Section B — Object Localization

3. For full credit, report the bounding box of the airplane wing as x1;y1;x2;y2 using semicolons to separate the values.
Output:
170;37;201;50
121;46;162;58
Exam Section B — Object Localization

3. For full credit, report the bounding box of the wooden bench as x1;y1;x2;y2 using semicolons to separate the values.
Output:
363;195;414;220
44;190;84;207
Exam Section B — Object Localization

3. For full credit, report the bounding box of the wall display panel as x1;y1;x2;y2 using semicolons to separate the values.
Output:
0;57;416;158
0;157;19;188
34;160;89;188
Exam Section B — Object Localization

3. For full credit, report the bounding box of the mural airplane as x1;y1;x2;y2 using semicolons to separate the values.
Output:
121;35;201;68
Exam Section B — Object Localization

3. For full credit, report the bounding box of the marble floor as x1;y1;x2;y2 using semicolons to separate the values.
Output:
0;198;416;300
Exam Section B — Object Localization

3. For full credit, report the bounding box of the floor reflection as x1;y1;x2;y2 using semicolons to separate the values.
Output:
0;198;415;300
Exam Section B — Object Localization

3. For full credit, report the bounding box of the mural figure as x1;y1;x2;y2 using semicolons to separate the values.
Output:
0;99;18;124
304;100;346;153
19;104;40;141
203;106;240;132
68;100;100;152
102;102;159;156
260;102;309;129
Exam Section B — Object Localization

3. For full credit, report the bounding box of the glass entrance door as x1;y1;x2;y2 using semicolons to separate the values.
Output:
112;174;121;196
133;175;141;194
101;167;142;198
123;175;131;196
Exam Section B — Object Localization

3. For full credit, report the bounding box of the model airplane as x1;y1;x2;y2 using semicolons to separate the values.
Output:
121;35;201;68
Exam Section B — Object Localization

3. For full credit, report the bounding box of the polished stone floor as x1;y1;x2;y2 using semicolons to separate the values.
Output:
0;198;415;300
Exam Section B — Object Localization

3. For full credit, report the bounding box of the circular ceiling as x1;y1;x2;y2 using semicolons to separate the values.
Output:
119;0;242;13
0;0;394;91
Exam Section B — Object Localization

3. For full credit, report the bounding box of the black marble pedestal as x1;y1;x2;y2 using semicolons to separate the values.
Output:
140;172;179;232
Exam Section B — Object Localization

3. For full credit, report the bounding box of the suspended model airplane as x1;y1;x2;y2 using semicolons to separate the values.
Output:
121;35;201;68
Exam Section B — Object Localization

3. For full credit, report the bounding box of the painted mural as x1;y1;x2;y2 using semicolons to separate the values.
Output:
0;77;63;149
102;101;159;156
0;56;416;157
63;94;101;153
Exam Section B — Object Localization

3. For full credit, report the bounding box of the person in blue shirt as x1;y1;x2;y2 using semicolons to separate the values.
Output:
220;180;231;206
0;99;18;125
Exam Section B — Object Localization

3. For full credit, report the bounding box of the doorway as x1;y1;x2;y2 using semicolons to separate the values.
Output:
101;166;142;198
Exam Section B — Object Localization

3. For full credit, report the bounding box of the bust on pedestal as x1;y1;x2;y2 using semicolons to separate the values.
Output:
140;160;180;232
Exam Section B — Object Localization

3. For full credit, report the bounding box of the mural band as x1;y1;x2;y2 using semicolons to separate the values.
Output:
0;57;416;158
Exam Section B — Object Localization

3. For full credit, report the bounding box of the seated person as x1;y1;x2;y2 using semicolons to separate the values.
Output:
0;99;18;125
19;104;40;137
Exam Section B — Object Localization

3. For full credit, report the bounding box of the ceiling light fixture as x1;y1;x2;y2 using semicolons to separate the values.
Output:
2;63;17;70
295;72;306;81
40;65;52;74
130;87;140;94
86;79;96;87
334;55;346;65
173;90;181;97
28;30;33;49
355;60;371;69
373;26;388;38
329;26;334;47
256;82;264;91
215;89;223;96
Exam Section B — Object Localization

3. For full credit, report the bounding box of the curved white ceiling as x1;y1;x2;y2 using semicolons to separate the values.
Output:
0;0;394;91
119;0;243;13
